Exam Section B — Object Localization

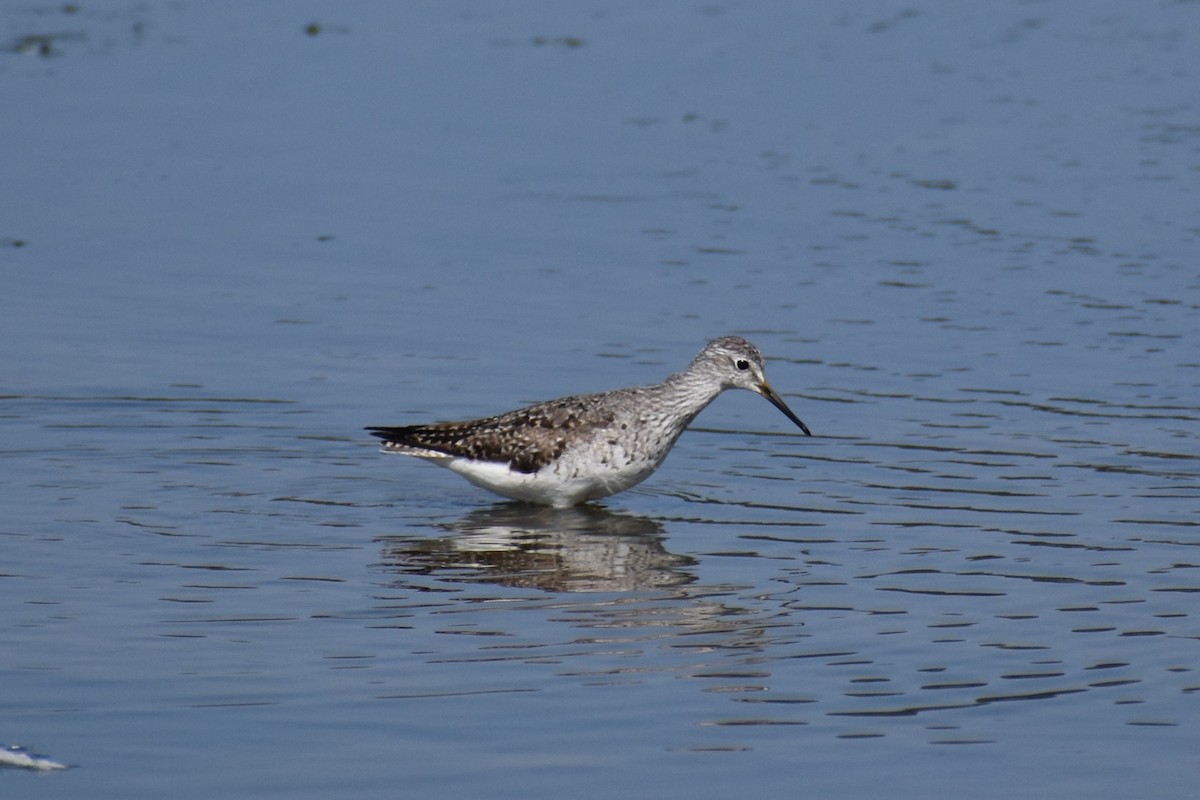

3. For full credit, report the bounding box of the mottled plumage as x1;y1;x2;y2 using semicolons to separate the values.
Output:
367;336;811;507
367;396;618;474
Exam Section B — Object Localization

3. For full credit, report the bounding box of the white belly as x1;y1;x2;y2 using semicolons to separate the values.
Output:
433;442;662;507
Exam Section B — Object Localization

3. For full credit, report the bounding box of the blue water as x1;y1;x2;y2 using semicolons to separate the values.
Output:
3;2;1199;797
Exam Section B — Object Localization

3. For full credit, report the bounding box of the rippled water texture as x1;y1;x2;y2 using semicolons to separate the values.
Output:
2;2;1198;798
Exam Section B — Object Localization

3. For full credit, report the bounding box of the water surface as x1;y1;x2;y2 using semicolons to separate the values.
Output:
2;2;1198;798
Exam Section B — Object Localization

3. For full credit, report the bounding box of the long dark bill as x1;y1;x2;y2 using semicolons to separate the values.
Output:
757;383;812;436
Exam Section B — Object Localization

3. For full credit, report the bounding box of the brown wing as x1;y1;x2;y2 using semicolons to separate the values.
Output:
366;394;618;474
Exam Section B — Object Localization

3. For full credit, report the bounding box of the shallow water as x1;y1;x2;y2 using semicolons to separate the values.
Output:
3;2;1199;798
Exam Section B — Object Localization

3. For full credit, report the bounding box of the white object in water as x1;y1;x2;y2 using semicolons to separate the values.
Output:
0;745;67;771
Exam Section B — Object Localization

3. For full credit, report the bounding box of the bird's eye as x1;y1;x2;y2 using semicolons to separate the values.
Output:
735;359;751;371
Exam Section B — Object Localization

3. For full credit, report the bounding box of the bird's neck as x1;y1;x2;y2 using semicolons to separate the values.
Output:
655;365;726;422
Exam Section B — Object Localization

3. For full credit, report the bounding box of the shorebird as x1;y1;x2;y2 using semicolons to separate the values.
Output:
366;336;811;507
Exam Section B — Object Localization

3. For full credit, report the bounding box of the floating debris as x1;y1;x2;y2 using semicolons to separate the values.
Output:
0;745;67;772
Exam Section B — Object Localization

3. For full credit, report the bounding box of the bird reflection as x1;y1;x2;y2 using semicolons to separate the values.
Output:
378;504;696;592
